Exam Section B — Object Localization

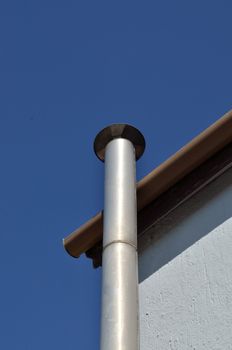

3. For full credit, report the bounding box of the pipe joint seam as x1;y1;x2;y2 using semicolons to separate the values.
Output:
103;239;137;251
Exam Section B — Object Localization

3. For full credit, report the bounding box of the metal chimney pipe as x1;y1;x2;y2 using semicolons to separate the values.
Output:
94;124;145;350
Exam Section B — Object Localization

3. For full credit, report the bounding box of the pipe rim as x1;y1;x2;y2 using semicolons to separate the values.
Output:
94;123;146;162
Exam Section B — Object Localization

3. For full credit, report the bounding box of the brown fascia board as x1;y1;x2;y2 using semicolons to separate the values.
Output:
63;110;232;259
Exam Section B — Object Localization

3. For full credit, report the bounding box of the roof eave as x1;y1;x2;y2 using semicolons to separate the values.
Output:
63;109;232;260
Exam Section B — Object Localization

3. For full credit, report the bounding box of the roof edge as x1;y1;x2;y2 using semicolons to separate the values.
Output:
63;109;232;259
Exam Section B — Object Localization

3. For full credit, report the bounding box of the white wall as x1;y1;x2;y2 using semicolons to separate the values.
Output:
139;167;232;350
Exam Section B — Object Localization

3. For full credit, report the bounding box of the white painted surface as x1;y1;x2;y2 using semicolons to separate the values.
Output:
139;168;232;350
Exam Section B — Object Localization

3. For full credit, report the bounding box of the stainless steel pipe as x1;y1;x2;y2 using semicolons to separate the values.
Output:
94;125;145;350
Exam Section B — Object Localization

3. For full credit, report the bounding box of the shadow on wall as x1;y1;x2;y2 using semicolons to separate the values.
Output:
138;167;232;283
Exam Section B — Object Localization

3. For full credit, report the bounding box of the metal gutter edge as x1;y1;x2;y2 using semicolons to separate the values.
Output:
63;212;103;258
63;109;232;259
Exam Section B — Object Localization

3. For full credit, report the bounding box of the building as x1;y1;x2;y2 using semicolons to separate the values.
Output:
64;110;232;349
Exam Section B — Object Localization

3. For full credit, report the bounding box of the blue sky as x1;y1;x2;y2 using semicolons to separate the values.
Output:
0;1;231;349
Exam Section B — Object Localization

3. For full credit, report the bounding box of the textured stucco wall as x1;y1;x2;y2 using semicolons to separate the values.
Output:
138;168;232;350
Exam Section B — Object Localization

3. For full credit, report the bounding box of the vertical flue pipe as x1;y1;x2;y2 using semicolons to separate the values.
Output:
94;125;145;350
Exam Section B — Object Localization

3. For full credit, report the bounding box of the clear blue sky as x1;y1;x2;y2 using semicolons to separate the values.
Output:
0;1;231;349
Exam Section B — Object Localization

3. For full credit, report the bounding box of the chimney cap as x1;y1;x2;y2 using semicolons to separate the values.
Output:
94;124;145;162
